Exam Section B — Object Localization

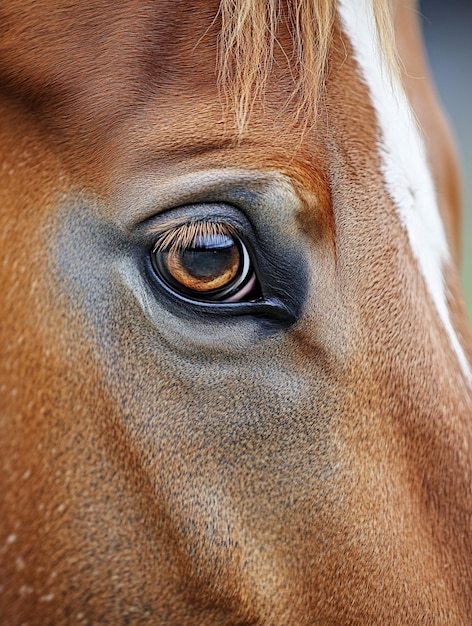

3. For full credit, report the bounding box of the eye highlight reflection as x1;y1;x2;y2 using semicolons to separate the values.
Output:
151;220;259;303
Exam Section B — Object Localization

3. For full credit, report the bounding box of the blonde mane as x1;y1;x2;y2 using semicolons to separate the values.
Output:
217;0;397;132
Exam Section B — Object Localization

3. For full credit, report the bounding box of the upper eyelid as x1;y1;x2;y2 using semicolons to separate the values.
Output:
141;201;254;235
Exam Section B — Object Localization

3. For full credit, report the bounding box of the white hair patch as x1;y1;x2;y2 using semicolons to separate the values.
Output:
337;0;471;386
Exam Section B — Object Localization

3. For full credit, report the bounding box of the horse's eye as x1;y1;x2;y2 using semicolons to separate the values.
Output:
150;221;259;302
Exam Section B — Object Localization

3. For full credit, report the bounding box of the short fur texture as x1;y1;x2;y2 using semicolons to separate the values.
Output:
0;0;471;624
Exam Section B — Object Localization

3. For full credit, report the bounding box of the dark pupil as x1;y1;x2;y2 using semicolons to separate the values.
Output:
179;236;236;280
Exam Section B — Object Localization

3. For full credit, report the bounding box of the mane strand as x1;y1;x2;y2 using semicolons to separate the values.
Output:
217;0;397;133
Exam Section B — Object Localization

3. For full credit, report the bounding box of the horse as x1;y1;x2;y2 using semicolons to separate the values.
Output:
1;0;471;623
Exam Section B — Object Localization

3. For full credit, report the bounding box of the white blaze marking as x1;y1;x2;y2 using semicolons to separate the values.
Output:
337;0;471;385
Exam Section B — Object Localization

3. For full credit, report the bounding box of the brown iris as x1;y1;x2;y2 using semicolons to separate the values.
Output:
164;236;240;292
151;220;254;302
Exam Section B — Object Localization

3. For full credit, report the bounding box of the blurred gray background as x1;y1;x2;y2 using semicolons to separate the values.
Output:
420;0;472;320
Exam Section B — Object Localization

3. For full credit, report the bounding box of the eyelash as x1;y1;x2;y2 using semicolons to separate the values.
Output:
152;219;237;254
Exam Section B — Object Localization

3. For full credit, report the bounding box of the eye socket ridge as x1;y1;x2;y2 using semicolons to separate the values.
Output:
150;218;260;303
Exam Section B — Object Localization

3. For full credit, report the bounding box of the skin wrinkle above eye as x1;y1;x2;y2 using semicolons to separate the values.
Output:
111;169;305;231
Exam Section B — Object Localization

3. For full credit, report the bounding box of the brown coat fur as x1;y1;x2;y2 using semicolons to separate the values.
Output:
1;1;471;623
